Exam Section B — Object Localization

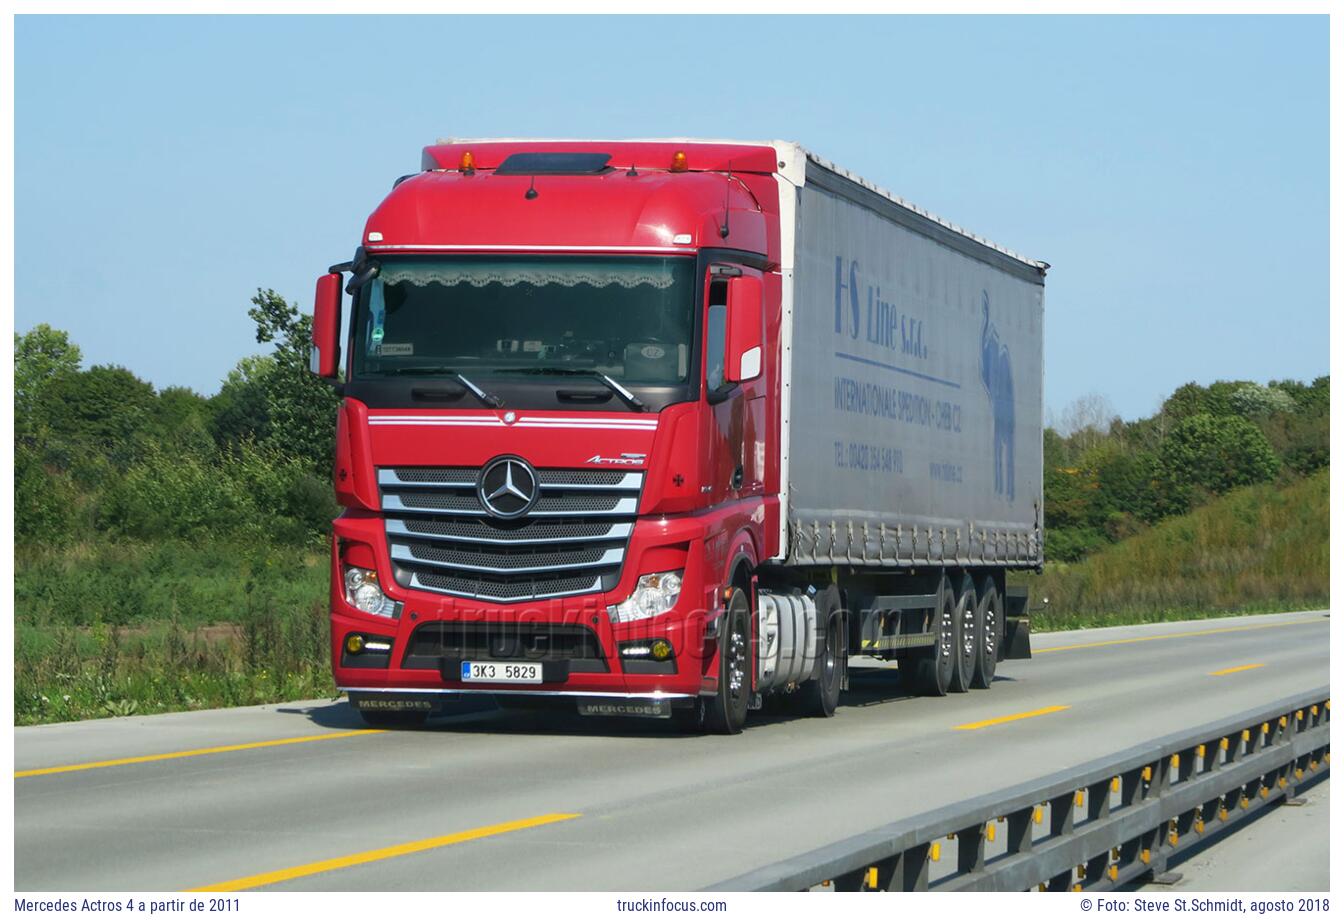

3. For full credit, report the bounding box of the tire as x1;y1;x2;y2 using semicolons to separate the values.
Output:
948;573;978;693
704;586;752;735
913;575;956;696
971;576;1002;690
796;585;844;718
356;709;430;729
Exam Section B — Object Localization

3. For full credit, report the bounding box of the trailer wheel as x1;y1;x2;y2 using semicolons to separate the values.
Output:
703;587;751;734
796;586;844;718
971;576;1001;689
912;575;956;696
948;573;978;693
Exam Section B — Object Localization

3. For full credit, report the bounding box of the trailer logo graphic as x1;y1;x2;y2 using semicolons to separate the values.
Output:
477;456;539;519
979;291;1015;501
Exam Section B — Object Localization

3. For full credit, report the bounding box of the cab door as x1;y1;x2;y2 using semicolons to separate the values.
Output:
703;263;766;507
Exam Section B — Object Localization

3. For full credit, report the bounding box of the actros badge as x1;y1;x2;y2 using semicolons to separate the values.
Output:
586;453;646;466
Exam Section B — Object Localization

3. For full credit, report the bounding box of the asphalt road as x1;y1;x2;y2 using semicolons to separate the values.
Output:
13;609;1330;892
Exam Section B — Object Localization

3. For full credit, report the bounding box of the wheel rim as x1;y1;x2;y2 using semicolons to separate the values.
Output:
727;614;747;699
961;603;976;658
938;603;954;657
984;599;998;660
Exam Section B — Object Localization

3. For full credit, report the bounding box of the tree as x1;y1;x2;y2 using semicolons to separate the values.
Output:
39;364;159;475
1229;382;1296;418
1157;413;1281;513
14;324;82;442
1052;392;1117;453
246;288;340;472
209;355;276;453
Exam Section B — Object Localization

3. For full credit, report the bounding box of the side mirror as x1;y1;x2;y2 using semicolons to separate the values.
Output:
310;273;342;379
724;275;764;383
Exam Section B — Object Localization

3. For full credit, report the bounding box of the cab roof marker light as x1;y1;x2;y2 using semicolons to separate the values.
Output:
367;231;383;242
672;233;693;244
670;150;688;172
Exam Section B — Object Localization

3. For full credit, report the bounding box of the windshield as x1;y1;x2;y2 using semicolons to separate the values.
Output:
352;256;695;385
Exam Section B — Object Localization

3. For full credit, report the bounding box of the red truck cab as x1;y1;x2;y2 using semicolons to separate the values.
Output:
312;140;788;732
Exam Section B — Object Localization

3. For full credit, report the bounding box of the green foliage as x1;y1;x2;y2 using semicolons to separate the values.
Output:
1229;382;1297;418
247;288;340;473
14;323;83;442
14;538;334;724
1047;376;1323;558
1157;413;1280;513
210;355;276;451
14;445;80;544
1021;469;1328;630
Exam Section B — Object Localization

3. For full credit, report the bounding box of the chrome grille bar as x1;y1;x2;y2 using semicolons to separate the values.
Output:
379;464;643;603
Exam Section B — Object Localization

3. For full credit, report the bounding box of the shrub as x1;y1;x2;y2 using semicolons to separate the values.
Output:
1157;413;1280;514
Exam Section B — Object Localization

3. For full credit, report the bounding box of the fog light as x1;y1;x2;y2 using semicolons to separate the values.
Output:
346;634;365;655
650;639;673;661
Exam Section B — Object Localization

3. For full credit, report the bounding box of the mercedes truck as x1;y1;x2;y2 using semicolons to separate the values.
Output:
310;139;1045;733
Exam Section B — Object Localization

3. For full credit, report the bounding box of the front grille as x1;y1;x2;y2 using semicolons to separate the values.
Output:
379;464;643;603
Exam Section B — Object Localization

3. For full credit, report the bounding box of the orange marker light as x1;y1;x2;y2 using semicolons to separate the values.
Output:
670;150;689;172
460;150;476;173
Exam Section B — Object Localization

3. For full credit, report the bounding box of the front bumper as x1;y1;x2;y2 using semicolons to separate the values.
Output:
330;511;722;703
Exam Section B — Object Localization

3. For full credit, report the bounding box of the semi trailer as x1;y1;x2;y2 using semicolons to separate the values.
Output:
311;139;1046;734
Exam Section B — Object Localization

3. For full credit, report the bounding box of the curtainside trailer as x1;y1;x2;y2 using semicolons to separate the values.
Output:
310;139;1046;734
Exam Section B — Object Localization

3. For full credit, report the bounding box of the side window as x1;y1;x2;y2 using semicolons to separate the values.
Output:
705;278;729;391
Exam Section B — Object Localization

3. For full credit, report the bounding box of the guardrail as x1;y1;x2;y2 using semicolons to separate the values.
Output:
709;687;1330;892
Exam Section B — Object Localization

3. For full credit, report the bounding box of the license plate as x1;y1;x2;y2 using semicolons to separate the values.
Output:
460;660;544;684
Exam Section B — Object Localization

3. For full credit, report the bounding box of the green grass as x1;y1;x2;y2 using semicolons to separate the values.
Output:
14;538;334;725
1017;469;1329;631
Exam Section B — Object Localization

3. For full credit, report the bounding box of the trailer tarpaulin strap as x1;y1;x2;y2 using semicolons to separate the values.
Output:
376;262;676;290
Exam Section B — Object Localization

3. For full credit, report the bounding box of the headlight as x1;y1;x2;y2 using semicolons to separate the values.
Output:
608;571;684;624
343;566;400;618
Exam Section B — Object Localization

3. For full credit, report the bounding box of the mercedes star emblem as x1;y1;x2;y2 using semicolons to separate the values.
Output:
477;456;539;519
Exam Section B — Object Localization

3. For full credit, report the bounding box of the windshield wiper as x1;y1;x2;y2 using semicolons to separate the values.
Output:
513;366;646;411
386;366;503;408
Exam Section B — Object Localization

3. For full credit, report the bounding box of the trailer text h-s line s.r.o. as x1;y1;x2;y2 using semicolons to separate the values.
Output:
309;139;1047;733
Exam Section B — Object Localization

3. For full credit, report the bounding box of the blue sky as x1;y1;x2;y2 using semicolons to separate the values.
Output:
15;14;1328;420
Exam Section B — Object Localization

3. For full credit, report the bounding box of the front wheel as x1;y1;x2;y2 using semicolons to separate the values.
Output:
704;587;752;735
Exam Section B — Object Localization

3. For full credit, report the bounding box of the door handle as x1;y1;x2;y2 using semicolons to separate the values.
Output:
731;465;744;490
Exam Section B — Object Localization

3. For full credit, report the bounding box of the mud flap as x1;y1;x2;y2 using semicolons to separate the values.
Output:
1002;616;1032;660
1000;585;1032;660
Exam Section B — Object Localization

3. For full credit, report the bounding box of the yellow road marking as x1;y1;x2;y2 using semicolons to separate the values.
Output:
188;812;582;892
955;705;1070;731
1035;618;1319;655
1209;663;1267;677
15;729;385;779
